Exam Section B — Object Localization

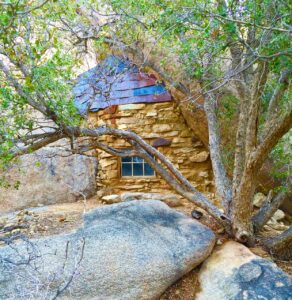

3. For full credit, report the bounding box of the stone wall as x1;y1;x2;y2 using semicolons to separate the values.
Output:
88;101;215;197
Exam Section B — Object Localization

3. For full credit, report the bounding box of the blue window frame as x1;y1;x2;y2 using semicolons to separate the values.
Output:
121;156;155;177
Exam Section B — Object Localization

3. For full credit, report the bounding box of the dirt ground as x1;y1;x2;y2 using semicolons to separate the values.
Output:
0;197;291;299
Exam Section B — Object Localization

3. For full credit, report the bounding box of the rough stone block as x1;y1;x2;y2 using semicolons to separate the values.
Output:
189;151;209;162
146;111;158;117
152;124;173;132
119;104;146;110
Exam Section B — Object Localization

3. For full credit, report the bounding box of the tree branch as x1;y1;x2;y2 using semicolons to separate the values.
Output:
63;125;231;230
0;60;48;116
204;93;232;211
11;132;66;157
264;225;292;260
245;62;269;155
252;109;292;170
266;69;291;124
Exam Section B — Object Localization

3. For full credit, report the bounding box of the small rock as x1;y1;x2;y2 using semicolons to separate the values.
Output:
0;218;7;227
23;215;33;222
272;209;285;221
11;229;21;235
268;223;289;231
101;194;121;204
253;193;266;208
96;189;114;199
216;227;225;234
191;210;203;219
189;151;209;162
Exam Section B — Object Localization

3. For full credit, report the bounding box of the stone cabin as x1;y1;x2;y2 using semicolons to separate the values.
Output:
74;56;214;196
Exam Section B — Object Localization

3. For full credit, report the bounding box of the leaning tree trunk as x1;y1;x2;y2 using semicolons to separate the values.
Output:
264;225;292;261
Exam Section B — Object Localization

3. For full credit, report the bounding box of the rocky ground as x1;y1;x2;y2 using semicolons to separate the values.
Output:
0;198;101;241
0;195;291;299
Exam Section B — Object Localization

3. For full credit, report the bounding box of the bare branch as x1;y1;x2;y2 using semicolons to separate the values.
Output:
51;238;86;300
252;109;292;170
266;69;291;124
245;62;269;155
11;132;66;157
264;225;292;260
208;12;291;33
204;93;232;211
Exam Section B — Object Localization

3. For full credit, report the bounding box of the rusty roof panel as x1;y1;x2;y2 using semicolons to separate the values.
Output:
73;56;172;114
110;79;158;91
87;92;172;111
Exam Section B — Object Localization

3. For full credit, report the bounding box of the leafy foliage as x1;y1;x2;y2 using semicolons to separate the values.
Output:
0;0;81;168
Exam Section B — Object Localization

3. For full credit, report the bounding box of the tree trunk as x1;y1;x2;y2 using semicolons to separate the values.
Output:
230;164;255;244
264;225;292;261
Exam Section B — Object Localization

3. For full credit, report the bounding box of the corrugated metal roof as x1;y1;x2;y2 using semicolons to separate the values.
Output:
73;56;172;114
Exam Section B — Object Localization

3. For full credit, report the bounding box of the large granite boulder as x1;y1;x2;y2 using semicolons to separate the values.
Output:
196;241;292;300
0;148;97;212
0;200;216;300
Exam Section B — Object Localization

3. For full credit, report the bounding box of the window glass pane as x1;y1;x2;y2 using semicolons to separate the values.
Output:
133;156;143;163
122;157;132;163
144;163;154;176
121;156;155;177
133;163;143;176
121;163;132;176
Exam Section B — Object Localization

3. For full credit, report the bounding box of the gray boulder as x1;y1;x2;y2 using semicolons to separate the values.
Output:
196;241;292;300
0;148;97;212
0;200;216;300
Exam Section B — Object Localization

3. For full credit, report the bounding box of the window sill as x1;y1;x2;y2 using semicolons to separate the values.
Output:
119;176;158;181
